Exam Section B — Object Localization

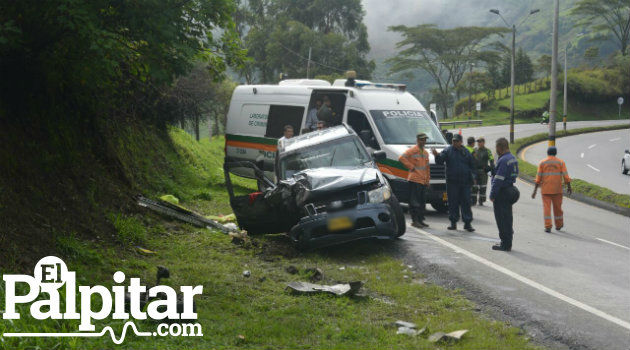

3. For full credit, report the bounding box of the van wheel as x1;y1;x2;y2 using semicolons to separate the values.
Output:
623;160;628;175
431;202;449;213
388;196;406;237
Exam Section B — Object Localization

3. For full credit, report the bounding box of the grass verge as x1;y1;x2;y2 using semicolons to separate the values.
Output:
1;128;540;349
514;124;630;209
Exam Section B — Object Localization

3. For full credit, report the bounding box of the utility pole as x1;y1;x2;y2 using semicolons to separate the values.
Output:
510;24;516;143
490;8;539;144
468;63;474;119
306;47;312;79
563;43;568;133
549;0;559;147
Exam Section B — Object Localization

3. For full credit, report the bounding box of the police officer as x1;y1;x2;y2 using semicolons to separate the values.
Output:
531;146;572;232
431;134;476;232
399;133;431;228
489;137;519;251
472;137;495;205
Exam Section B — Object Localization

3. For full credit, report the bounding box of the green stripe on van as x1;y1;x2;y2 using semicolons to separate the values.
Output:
225;134;278;145
378;158;407;171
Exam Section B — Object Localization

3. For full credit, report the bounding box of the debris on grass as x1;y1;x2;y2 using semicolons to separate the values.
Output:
229;229;249;245
394;320;426;337
160;194;180;205
135;246;156;255
206;213;236;223
428;330;468;343
286;281;362;296
304;267;323;282
243;270;251;278
394;320;416;329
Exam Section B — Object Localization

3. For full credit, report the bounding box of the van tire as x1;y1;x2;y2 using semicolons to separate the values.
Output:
388;196;406;237
431;202;449;213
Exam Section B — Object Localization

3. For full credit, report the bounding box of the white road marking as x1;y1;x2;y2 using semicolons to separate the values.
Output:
609;137;621;142
588;144;597;149
413;228;630;331
587;164;600;172
580;152;584;158
596;238;630;250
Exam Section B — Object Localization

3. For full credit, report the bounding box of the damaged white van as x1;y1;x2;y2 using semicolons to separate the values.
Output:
224;76;450;212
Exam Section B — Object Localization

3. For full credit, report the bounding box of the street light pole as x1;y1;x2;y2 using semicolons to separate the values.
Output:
510;24;516;144
563;43;568;132
490;8;539;144
549;0;559;147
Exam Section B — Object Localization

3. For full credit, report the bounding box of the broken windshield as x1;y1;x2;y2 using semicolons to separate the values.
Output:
279;136;371;179
371;110;446;145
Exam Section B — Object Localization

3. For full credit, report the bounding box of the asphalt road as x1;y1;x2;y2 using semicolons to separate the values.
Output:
400;120;630;350
523;129;630;195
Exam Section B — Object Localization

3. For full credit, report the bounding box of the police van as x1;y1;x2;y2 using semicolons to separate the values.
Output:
224;76;450;212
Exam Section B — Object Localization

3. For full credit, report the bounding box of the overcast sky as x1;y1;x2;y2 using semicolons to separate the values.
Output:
362;0;527;59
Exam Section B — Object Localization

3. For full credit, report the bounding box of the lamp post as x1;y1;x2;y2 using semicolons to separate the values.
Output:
490;8;540;144
549;0;559;147
563;33;584;132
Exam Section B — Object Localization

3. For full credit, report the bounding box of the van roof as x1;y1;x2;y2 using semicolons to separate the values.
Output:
278;125;355;154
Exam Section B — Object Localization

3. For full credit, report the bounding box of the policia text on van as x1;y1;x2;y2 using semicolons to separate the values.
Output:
224;76;450;212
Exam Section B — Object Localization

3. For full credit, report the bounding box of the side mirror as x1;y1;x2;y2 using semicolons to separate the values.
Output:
429;110;438;125
372;150;387;161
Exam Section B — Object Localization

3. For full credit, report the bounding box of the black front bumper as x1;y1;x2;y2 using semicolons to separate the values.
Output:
289;202;398;249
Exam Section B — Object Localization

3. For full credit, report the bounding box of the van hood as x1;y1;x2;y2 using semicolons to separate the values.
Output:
293;167;381;205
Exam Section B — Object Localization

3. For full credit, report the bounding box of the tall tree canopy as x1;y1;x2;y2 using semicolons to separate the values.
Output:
236;0;374;83
387;24;508;118
0;0;246;124
571;0;630;56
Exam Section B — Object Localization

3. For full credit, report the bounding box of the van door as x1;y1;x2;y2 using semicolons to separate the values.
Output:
308;89;347;127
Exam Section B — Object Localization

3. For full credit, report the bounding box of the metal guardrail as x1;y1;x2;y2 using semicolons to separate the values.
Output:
438;120;483;127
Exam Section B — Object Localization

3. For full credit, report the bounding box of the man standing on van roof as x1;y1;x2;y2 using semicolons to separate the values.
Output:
399;132;431;228
305;99;322;131
531;146;572;233
431;134;476;232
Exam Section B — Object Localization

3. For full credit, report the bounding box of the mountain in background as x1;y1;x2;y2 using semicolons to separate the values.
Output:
362;0;618;101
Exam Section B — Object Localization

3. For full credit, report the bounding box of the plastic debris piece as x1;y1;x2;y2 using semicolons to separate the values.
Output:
429;330;468;343
160;194;179;205
394;320;417;329
338;266;346;270
135;246;156;255
286;281;362;296
396;327;418;336
243;270;251;278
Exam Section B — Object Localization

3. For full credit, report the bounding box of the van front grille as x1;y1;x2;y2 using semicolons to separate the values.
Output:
430;164;446;179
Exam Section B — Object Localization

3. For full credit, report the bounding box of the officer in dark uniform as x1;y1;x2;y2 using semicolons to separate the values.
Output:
431;134;476;232
489;137;520;251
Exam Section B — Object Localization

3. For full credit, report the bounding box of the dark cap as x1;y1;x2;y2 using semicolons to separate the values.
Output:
416;132;428;139
452;134;463;142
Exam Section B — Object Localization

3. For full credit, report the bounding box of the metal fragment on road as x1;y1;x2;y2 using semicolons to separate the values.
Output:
286;281;362;296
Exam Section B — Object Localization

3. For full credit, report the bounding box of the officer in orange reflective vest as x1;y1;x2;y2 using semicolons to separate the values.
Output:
399;132;431;228
531;146;572;233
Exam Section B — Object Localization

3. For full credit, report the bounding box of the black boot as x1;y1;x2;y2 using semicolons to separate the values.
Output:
464;223;475;232
447;222;457;230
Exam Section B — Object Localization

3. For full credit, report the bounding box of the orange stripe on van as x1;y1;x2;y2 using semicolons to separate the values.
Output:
226;140;277;152
377;164;408;179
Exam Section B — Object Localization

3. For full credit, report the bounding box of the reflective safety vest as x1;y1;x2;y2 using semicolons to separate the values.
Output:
535;156;571;194
399;145;430;185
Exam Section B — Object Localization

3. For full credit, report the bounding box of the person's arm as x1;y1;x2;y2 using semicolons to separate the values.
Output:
562;161;572;194
533;162;543;198
399;149;414;171
489;159;507;201
432;147;447;165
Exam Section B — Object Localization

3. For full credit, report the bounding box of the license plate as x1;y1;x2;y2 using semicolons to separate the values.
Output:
327;217;353;232
442;192;448;201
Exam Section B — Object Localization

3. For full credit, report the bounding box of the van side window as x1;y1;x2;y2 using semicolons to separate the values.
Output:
347;109;380;150
265;105;305;138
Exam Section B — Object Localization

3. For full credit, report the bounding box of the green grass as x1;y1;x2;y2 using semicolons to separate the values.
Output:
514;125;630;209
0;128;540;349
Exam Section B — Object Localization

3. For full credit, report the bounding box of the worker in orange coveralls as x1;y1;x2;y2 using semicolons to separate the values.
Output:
399;132;431;229
531;146;572;233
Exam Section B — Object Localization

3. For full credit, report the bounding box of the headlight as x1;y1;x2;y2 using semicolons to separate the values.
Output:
367;185;391;203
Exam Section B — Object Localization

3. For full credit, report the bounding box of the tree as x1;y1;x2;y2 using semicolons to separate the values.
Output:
388;25;509;118
571;0;630;56
236;0;374;82
536;55;552;78
584;46;600;66
515;48;534;84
